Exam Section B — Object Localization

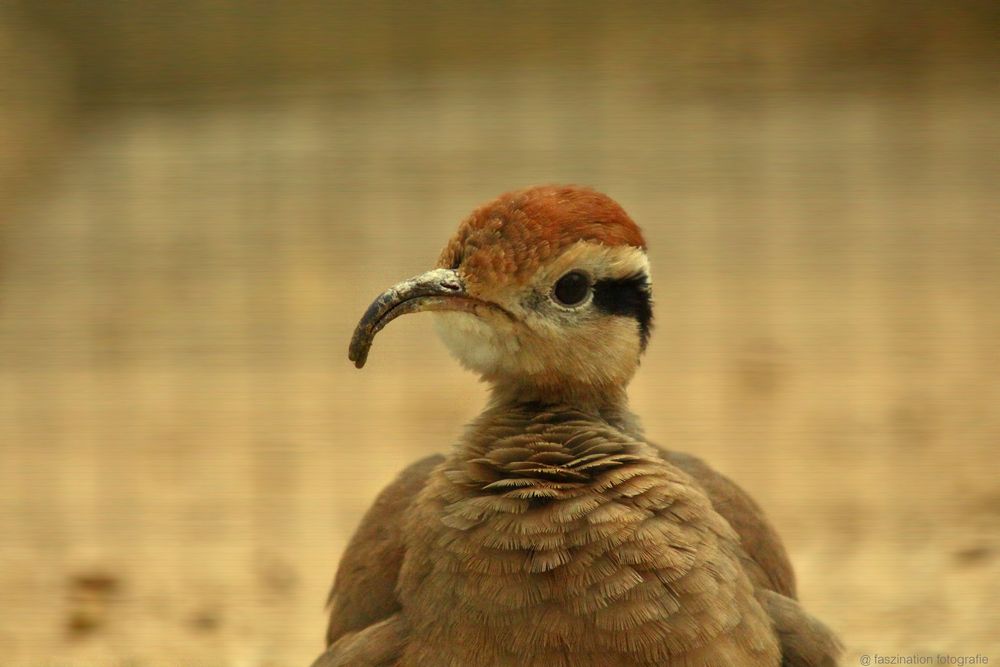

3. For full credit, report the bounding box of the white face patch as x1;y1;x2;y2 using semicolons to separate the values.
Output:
433;311;523;377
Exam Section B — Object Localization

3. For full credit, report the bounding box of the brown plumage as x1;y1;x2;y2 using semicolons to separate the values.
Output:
314;186;841;666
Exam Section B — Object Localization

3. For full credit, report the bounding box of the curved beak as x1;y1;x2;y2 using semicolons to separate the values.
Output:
348;268;508;368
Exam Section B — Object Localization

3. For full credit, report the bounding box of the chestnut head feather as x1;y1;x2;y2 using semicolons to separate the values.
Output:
437;185;646;281
350;185;653;406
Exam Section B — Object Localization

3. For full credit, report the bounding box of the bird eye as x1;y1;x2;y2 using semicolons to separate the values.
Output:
552;271;592;307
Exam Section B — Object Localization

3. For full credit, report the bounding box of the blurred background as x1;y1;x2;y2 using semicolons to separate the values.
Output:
1;1;999;665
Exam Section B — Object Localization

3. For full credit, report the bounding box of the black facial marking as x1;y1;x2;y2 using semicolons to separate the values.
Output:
592;273;653;350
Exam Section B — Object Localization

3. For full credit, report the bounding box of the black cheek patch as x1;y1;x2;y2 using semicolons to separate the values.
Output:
592;273;653;351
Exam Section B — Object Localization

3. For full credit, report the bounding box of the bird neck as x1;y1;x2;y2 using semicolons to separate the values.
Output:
485;382;642;436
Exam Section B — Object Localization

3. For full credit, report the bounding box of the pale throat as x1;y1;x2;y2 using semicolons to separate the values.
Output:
434;313;641;412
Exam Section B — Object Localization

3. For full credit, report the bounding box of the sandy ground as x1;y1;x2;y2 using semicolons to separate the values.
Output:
1;75;999;665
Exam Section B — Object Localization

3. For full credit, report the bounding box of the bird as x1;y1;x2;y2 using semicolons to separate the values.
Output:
311;185;842;667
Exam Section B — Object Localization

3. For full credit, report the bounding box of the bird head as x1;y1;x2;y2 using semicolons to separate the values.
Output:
349;185;652;406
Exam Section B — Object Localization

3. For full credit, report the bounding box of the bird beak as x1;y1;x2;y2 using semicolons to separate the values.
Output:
348;268;507;369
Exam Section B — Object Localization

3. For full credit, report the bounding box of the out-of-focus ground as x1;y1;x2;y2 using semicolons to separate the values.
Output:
1;2;999;665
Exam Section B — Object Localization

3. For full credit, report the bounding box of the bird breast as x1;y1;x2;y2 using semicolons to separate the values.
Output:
396;407;781;666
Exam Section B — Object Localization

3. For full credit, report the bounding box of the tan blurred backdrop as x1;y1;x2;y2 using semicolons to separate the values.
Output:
1;2;999;665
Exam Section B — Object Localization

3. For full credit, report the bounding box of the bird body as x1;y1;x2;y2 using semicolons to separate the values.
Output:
315;186;841;666
397;404;780;666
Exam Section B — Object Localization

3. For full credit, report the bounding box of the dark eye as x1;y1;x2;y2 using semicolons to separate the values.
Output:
552;271;591;306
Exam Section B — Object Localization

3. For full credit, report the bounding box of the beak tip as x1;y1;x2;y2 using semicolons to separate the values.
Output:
347;344;368;369
347;335;368;369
